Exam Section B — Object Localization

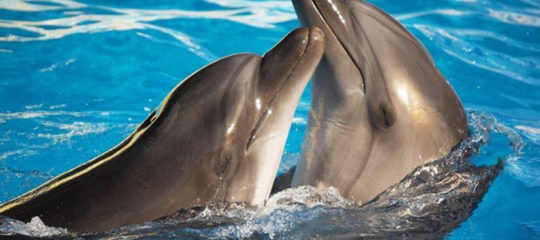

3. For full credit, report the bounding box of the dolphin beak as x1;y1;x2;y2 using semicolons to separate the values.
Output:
293;0;397;129
312;0;350;28
292;0;366;91
310;0;363;81
258;27;325;100
292;0;350;37
246;27;325;150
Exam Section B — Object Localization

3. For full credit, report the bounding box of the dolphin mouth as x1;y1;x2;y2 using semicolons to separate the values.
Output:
246;28;319;150
310;0;367;92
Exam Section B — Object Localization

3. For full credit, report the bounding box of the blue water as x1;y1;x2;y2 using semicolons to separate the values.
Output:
0;0;539;239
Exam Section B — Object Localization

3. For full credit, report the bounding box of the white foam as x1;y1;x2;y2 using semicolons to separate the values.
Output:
0;216;68;237
291;117;306;125
202;186;357;239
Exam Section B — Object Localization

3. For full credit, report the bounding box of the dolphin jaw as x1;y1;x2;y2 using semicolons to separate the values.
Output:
246;28;324;151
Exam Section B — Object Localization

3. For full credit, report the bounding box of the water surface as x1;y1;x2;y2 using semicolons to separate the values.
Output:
0;0;539;239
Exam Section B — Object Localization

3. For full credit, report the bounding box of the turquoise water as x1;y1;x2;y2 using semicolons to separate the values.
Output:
0;0;539;239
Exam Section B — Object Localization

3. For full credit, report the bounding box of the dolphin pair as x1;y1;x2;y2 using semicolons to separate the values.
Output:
0;0;470;233
0;28;325;232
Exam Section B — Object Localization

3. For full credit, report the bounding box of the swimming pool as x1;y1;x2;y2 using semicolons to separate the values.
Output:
0;0;539;238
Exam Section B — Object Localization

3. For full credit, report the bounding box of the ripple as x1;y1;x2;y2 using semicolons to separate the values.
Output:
414;24;539;86
39;58;75;72
37;121;108;144
395;9;471;21
487;8;540;27
0;110;89;123
0;0;84;12
0;0;296;61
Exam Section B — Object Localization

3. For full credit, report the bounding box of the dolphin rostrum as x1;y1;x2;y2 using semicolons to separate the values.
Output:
290;0;469;203
0;27;325;232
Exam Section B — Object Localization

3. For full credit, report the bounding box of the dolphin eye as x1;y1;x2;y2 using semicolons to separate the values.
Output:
215;154;232;179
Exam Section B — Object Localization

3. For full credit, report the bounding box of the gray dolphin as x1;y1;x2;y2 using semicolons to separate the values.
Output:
290;0;469;203
0;27;325;232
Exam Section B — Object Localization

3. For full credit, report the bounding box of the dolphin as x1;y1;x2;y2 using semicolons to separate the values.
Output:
0;27;325;232
290;0;469;203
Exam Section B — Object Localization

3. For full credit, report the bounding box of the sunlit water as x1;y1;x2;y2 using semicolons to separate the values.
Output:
0;0;538;239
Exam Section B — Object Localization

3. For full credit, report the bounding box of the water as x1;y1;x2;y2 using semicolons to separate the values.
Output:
0;0;538;239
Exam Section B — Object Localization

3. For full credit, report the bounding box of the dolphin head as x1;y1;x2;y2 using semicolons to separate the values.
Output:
291;0;469;202
149;27;326;206
219;27;326;203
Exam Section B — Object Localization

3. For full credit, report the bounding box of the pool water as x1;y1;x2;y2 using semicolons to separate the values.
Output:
0;0;539;239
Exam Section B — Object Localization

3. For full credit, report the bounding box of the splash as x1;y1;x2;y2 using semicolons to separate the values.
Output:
0;216;67;238
211;186;358;239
